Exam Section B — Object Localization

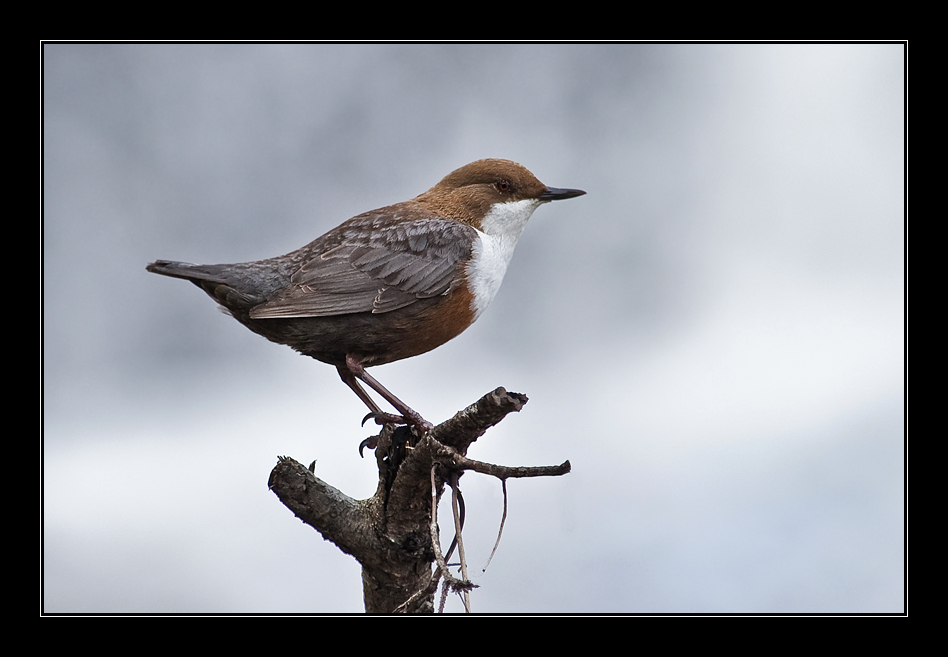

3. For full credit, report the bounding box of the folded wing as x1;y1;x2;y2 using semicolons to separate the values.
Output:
249;216;476;319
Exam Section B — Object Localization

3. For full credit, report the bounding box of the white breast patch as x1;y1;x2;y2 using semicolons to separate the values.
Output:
465;198;542;320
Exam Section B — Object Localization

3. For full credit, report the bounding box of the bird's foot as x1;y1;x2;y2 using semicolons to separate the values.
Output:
361;410;434;433
358;411;433;456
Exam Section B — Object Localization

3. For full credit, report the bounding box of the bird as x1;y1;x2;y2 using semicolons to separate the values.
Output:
147;159;585;444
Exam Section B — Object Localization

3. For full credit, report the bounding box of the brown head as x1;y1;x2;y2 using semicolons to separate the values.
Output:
413;159;584;228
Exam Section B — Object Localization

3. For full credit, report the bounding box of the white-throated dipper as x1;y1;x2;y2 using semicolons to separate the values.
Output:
147;159;585;443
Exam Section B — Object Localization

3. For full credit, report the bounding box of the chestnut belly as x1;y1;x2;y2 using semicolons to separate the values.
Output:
236;285;476;368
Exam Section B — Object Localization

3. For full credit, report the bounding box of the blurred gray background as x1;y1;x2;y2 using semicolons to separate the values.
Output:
43;44;904;613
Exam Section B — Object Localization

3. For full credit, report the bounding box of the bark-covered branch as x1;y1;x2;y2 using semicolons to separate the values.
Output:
268;387;570;613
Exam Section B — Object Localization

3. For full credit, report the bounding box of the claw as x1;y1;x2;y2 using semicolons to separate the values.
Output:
357;411;433;455
358;435;379;458
360;411;433;434
361;411;406;427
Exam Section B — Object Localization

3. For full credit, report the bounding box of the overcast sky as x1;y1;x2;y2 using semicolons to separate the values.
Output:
43;43;904;613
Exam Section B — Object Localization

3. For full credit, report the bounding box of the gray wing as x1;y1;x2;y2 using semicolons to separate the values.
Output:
249;215;476;319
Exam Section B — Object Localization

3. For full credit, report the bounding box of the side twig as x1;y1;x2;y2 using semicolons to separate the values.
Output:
483;479;508;572
449;472;472;612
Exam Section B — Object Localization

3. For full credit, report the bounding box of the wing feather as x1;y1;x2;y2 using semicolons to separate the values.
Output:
249;214;475;319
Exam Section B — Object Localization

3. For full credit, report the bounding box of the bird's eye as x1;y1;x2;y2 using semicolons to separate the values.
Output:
496;179;512;192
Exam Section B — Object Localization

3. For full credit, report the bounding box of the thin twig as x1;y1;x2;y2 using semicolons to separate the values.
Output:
438;579;449;613
449;472;471;613
427;464;473;612
393;468;462;613
483;478;508;572
392;573;439;614
431;441;571;479
444;485;465;564
429;465;452;578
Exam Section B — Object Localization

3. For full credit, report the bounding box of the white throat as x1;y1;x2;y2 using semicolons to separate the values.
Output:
466;198;542;320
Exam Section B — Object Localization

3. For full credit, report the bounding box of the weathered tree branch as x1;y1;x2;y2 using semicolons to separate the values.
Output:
268;387;570;613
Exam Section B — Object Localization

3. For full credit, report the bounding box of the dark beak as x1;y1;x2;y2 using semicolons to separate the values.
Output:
539;186;586;202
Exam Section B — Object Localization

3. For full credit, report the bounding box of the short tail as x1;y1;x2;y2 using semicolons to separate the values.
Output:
146;260;226;284
146;260;262;311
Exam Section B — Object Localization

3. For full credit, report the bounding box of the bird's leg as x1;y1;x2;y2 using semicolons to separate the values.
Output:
340;356;434;434
336;364;391;422
336;364;397;456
